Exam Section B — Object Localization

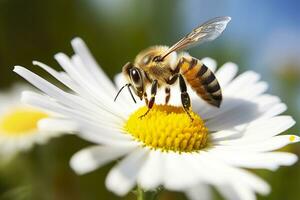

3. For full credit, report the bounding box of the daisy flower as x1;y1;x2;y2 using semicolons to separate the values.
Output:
0;84;75;158
13;38;299;200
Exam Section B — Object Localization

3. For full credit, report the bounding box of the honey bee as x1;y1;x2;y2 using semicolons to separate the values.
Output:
114;16;231;119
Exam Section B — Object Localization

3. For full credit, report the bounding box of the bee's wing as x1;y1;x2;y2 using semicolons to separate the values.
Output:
161;16;231;59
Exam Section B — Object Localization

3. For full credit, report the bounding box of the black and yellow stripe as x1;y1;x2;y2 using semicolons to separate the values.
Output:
178;56;222;107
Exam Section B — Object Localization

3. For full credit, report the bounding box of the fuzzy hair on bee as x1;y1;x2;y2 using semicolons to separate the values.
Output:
114;16;231;119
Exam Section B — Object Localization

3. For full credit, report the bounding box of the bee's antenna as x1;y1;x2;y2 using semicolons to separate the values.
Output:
158;53;170;61
127;84;137;103
114;84;127;102
114;84;136;104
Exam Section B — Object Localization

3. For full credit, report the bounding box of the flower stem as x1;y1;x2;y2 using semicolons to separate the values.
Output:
136;185;145;200
135;186;161;200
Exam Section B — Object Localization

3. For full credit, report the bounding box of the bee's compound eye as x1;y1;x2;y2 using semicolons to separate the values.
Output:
130;68;143;87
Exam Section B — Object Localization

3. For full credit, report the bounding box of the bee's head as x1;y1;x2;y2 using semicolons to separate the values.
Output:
122;62;145;100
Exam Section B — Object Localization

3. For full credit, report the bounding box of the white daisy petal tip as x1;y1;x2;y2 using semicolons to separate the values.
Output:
71;37;84;46
288;135;300;143
13;65;23;73
71;38;90;56
105;169;132;196
70;149;97;175
105;149;147;196
32;60;45;67
222;62;238;69
37;118;78;134
288;116;296;126
13;66;32;81
70;145;136;176
54;52;65;61
270;115;296;132
280;153;298;167
237;70;261;83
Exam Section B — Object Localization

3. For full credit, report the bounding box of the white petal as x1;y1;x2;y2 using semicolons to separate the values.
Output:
38;118;78;133
207;95;286;131
194;70;262;119
216;184;240;200
249;95;286;121
71;37;116;93
214;135;300;152
200;152;270;195
186;153;227;186
22;91;123;133
207;150;298;170
163;152;234;191
14;66;80;108
206;99;262;131
216;183;256;200
70;145;136;175
70;54;103;88
185;183;212;200
14;66;122;122
248;135;300;152
217;116;295;145
163;153;201;190
225;71;260;96
199;72;266;120
21;91;133;145
245;115;295;139
258;103;287;120
34;59;130;113
54;53;127;117
137;150;163;190
105;149;148;196
215;62;238;88
211;129;240;141
32;61;81;94
71;54;124;105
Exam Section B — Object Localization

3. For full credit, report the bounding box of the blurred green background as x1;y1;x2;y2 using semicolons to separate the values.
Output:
0;0;300;199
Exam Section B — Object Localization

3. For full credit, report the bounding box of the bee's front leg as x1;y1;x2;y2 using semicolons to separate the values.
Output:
179;74;193;121
140;80;158;118
167;74;179;85
143;92;149;105
165;87;171;104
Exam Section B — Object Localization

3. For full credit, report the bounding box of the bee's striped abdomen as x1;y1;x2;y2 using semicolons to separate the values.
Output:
179;57;222;107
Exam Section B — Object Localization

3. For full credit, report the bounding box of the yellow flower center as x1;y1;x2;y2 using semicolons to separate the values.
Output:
0;107;48;136
124;105;208;152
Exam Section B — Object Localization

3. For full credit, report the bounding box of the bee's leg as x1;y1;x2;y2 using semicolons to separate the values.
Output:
143;92;149;105
140;80;158;118
167;73;179;85
179;74;193;121
165;87;171;104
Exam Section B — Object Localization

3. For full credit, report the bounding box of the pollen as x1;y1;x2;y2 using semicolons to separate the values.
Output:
124;105;208;152
289;135;296;142
0;107;48;136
